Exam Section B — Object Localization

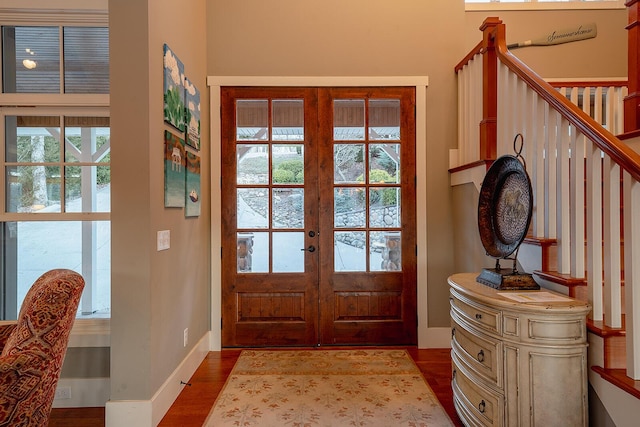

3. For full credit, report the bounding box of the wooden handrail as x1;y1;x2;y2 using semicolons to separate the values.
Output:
454;41;482;73
482;18;640;182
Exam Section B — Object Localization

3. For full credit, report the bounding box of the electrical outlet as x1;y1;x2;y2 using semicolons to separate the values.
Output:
157;230;170;251
183;328;188;347
54;386;71;400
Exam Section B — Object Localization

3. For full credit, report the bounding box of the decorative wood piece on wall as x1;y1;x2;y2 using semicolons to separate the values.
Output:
185;77;201;150
185;151;201;217
163;44;186;132
164;130;186;208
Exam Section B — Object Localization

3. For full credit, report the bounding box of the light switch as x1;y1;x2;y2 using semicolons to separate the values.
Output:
157;230;170;251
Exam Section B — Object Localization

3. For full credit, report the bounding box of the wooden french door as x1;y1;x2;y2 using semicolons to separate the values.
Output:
221;86;416;347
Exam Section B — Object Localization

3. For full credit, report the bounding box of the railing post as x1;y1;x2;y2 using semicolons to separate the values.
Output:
479;17;503;160
625;0;640;133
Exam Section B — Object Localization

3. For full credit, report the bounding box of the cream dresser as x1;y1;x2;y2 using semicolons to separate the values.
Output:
448;273;591;427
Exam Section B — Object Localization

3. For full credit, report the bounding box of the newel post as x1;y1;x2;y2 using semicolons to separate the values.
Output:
479;17;503;160
625;0;640;133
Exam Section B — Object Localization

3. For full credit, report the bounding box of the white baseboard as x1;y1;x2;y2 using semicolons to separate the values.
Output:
106;330;211;427
53;377;110;408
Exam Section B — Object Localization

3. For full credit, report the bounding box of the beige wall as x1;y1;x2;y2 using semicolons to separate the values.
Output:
109;0;210;400
465;10;627;78
205;1;628;332
207;0;466;330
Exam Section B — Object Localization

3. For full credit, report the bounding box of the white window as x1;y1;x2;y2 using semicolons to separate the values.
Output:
465;0;626;10
0;17;110;320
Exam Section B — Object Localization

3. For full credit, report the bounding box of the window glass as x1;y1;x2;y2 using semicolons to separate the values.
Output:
2;25;110;94
63;27;110;94
1;20;110;320
0;221;110;319
2;26;60;93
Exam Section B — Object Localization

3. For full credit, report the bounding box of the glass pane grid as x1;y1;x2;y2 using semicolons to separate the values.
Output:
236;97;308;274
332;97;403;273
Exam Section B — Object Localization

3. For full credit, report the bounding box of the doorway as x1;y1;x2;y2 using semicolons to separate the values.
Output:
220;86;416;347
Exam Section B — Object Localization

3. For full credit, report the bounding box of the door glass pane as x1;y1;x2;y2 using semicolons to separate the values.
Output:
334;231;366;272
237;144;268;184
334;187;365;228
334;144;364;184
334;99;365;140
272;100;304;141
371;231;401;272
2;26;60;94
63;27;110;94
272;145;304;184
237;232;268;273
369;99;400;140
273;232;304;272
237;188;268;228
369;188;400;228
273;188;303;229
369;144;400;183
236;100;268;141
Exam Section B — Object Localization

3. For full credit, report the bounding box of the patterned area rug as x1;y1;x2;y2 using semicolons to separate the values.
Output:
204;349;454;427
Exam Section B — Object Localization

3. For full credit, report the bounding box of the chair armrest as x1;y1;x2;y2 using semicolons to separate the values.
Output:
0;323;16;353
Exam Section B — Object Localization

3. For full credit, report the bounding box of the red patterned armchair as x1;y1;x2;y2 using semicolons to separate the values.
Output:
0;269;84;427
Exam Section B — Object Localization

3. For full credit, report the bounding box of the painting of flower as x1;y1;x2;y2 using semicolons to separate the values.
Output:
185;77;201;150
163;44;186;132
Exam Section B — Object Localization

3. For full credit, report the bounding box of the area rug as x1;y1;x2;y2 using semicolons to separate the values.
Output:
203;349;454;427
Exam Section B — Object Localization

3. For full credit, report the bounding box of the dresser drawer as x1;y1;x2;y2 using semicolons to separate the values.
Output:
451;289;501;334
452;353;504;427
452;316;501;386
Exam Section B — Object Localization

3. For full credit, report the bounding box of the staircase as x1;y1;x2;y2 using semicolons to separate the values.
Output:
451;12;640;427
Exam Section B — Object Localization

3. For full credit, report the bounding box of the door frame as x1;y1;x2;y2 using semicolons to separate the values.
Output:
207;76;432;350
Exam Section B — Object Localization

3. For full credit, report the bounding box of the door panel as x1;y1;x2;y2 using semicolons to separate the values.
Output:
318;87;417;345
221;86;416;347
221;87;319;346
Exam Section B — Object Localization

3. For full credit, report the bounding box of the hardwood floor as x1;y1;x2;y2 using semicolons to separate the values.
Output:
48;347;463;427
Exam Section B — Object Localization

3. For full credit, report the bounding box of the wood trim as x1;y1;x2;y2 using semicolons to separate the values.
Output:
479;18;640;182
454;41;482;73
448;159;492;174
626;0;640;131
591;366;640;400
480;18;501;161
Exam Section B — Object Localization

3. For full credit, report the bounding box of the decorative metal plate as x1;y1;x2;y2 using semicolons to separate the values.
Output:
478;155;533;259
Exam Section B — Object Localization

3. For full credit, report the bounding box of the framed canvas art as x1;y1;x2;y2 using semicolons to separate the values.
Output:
185;151;201;217
185;77;201;150
164;130;186;207
163;44;186;132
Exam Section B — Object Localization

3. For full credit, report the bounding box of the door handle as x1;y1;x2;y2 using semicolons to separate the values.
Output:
301;245;316;253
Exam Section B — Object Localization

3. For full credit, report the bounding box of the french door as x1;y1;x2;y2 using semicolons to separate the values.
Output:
221;86;416;347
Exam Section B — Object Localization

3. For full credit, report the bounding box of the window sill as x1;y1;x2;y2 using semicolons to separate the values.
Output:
67;318;110;348
0;317;109;347
466;2;626;12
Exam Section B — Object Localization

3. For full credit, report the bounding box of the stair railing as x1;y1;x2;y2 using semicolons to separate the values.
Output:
459;17;640;380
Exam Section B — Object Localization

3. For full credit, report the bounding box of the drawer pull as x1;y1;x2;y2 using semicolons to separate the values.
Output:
451;328;456;338
475;313;483;320
477;349;485;363
478;400;486;413
452;369;457;380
